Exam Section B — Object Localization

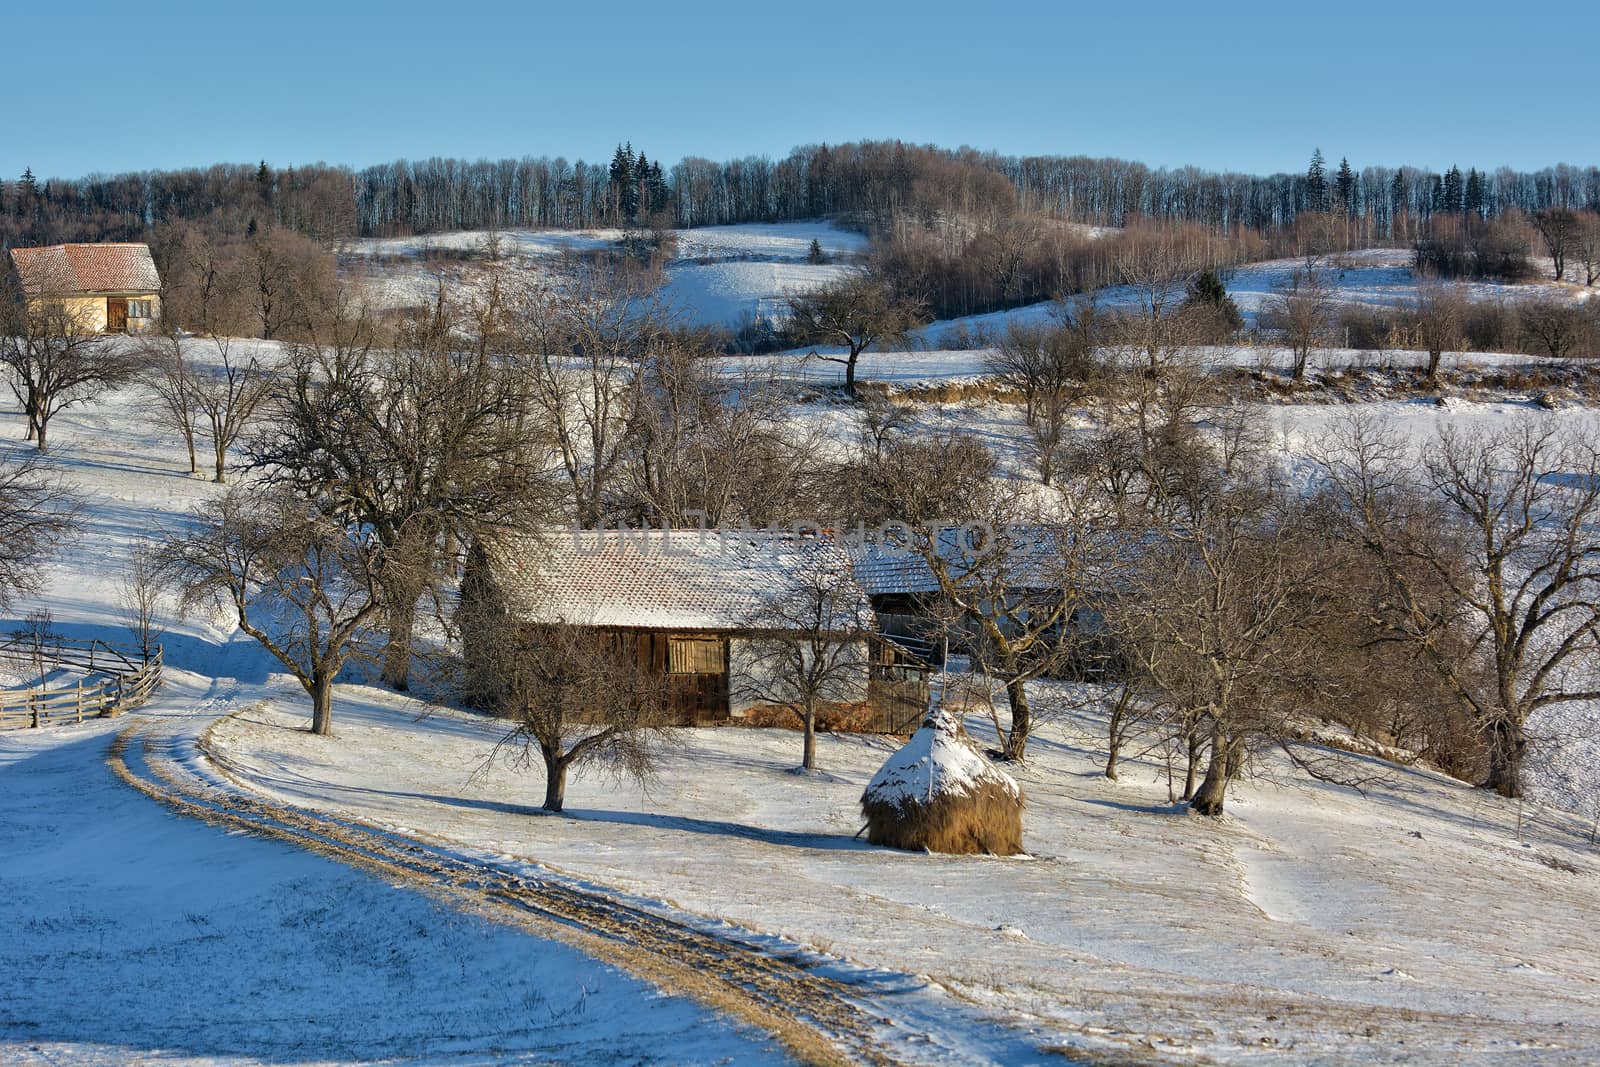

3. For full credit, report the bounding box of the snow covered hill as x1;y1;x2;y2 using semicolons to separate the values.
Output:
5;337;1600;1064
343;220;868;328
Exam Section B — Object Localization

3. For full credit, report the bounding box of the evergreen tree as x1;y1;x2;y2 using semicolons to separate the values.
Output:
647;160;668;214
19;166;37;199
608;143;637;221
1430;174;1445;215
1465;168;1486;218
1305;148;1329;212
1183;269;1243;334
1442;165;1464;214
1334;157;1356;216
808;237;826;264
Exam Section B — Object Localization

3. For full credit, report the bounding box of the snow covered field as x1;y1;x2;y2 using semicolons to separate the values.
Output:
204;686;1600;1066
5;322;1600;1062
343;221;868;328
914;248;1592;348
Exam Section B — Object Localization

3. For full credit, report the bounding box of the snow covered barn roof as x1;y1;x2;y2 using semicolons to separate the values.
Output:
481;529;873;631
9;243;161;295
847;526;1074;597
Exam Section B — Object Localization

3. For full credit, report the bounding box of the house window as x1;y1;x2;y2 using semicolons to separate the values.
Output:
667;636;723;674
128;299;153;318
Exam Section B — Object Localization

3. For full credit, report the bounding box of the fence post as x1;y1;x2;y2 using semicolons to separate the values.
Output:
30;691;38;729
76;679;83;723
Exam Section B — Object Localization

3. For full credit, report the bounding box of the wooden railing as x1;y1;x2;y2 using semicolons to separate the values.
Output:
0;637;163;730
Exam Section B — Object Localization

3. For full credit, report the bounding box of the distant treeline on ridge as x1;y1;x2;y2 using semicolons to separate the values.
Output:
3;141;1598;250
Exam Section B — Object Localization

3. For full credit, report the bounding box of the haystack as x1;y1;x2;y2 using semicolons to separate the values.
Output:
860;707;1023;855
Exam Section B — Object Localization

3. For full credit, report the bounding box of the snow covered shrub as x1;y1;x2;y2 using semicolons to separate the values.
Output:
861;708;1023;855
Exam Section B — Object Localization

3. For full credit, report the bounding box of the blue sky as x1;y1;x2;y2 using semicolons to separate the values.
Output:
7;1;1598;182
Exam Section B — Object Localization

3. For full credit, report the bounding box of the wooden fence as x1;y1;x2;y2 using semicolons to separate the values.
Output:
0;636;163;731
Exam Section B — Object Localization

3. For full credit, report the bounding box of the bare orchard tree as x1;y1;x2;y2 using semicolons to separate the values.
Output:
140;332;203;475
162;488;385;735
1317;416;1600;798
0;298;141;451
733;552;874;771
117;536;167;661
786;273;926;397
1412;281;1468;380
623;344;812;528
1113;472;1340;816
478;623;676;812
0;451;77;608
876;446;1109;761
252;286;548;691
191;336;279;483
506;266;663;526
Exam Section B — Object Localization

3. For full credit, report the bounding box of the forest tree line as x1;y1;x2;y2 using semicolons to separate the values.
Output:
4;142;1598;251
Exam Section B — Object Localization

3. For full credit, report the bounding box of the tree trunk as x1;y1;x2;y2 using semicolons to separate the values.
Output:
1001;675;1031;761
185;429;198;475
213;436;228;483
1190;721;1229;816
801;706;817;770
1484;715;1525;799
1427;349;1442;380
1182;726;1201;800
380;571;425;691
309;670;334;736
1105;688;1131;780
838;342;864;396
34;418;48;453
543;752;569;812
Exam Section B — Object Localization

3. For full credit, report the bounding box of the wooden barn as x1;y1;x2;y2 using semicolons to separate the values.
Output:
847;525;1111;671
462;529;930;731
9;242;162;334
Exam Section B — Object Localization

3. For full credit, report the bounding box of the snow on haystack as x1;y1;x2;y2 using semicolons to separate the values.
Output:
861;707;1023;855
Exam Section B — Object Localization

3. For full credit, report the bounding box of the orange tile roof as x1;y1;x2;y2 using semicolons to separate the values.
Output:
9;243;160;295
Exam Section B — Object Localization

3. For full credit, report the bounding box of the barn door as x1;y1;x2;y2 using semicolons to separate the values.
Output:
106;298;128;333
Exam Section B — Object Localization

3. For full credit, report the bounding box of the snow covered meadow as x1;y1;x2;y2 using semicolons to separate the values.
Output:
343;220;868;329
5;242;1600;1064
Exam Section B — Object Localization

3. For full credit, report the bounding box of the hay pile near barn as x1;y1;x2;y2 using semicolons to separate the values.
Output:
860;707;1023;855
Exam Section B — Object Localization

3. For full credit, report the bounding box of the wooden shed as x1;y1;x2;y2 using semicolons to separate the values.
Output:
461;529;929;731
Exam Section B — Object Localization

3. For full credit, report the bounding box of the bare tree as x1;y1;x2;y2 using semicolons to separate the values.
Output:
252;286;548;691
1533;208;1581;282
1412;281;1468;379
1317;416;1600;798
141;333;203;475
786;273;926;396
117;537;166;661
623;344;811;528
734;555;873;771
1263;257;1333;380
0;299;141;451
162;488;384;735
507;266;662;526
478;623;676;812
191;336;278;483
0;451;76;608
1113;470;1338;815
855;391;913;461
1107;234;1203;375
1519;296;1590;359
1574;212;1600;287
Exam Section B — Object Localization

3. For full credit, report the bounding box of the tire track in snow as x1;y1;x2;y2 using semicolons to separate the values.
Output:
108;719;1064;1067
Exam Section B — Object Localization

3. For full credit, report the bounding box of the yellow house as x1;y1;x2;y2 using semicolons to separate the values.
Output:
8;242;162;334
